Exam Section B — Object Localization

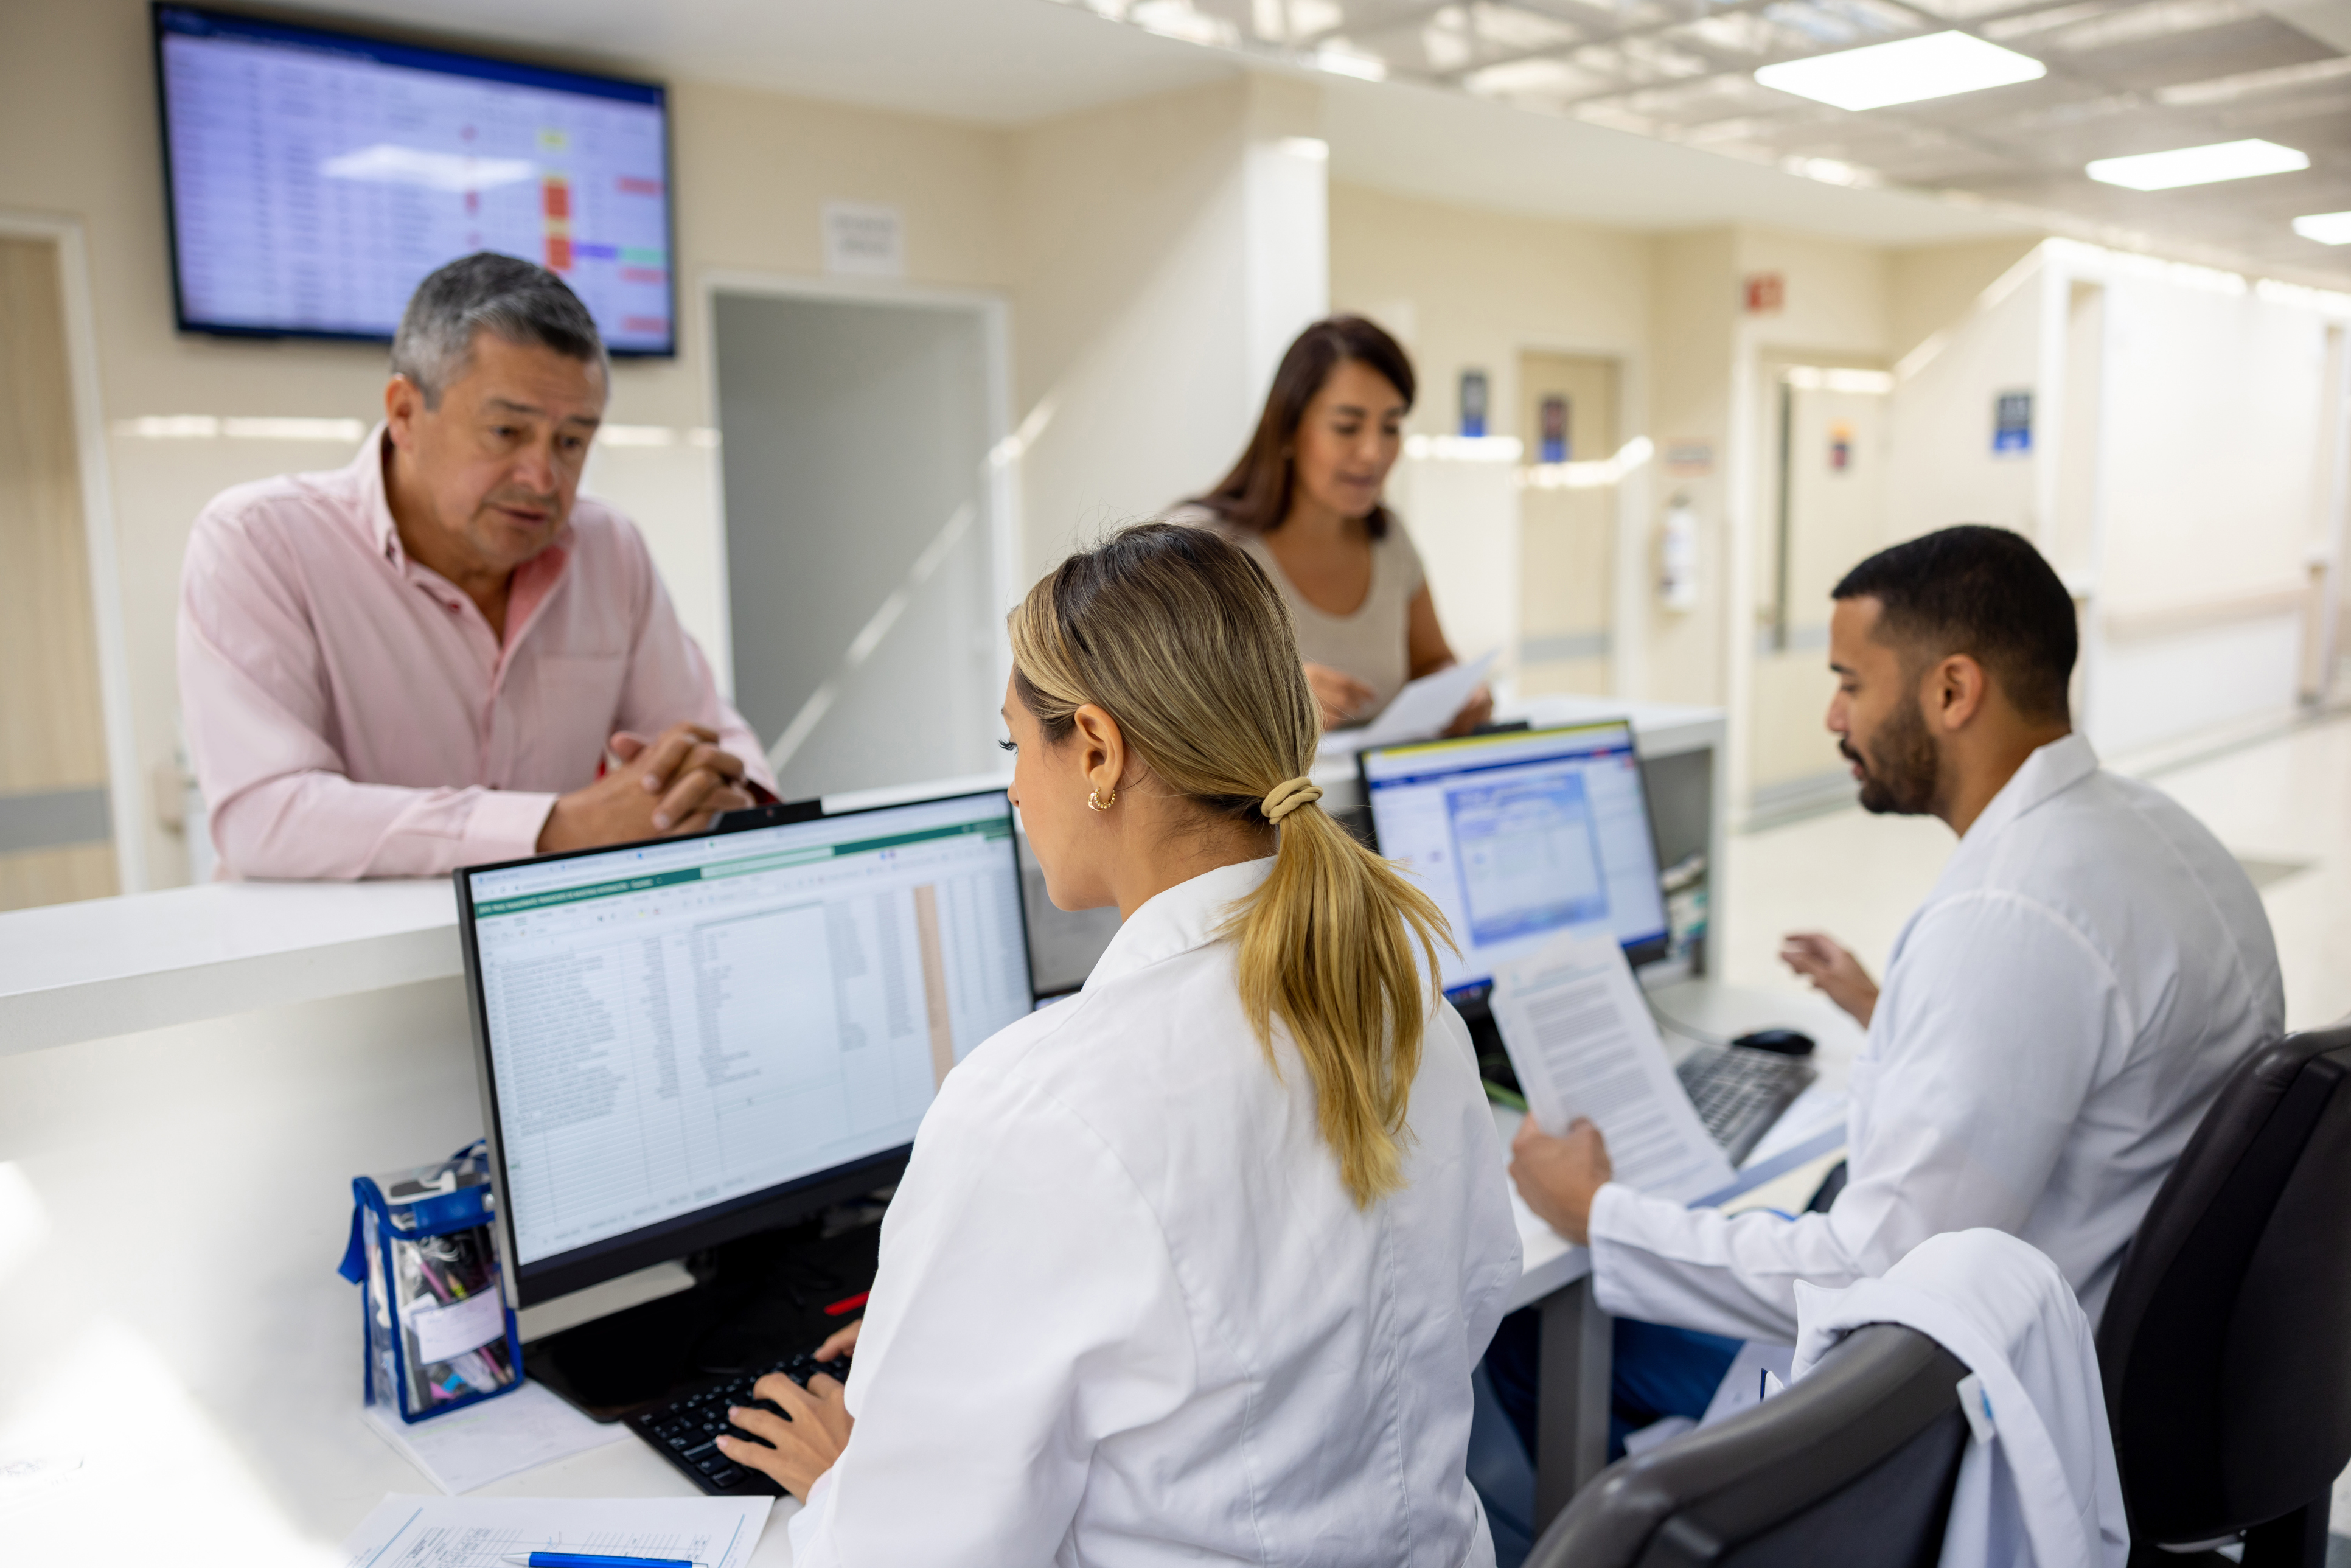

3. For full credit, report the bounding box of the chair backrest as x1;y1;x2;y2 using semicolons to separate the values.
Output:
1528;1324;1970;1568
2095;1025;2351;1549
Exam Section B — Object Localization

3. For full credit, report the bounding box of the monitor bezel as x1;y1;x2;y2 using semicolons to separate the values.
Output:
1356;719;1674;986
150;2;678;357
454;786;1031;1308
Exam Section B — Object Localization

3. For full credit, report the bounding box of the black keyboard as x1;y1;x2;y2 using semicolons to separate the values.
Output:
622;1352;852;1496
1676;1045;1817;1166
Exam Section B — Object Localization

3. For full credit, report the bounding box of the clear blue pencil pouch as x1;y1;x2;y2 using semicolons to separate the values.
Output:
336;1141;522;1423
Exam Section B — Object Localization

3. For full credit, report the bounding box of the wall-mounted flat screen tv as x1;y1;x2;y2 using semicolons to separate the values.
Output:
153;5;674;355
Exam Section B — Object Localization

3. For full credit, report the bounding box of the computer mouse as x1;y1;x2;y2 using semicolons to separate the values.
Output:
1733;1027;1816;1058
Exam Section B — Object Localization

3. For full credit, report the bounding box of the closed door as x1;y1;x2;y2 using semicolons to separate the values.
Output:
1749;372;1890;810
713;290;1005;800
0;236;116;910
1519;352;1618;695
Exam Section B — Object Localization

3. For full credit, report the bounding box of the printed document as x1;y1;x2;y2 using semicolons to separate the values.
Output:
1322;650;1498;756
340;1493;771;1568
1488;929;1735;1204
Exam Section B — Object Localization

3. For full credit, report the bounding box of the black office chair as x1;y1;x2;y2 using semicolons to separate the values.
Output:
2096;1025;2351;1567
1525;1323;1971;1567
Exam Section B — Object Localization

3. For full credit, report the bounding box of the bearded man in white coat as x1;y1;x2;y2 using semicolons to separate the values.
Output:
1500;524;2282;1454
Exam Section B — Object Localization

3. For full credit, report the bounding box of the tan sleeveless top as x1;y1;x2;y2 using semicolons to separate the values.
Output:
1167;504;1428;712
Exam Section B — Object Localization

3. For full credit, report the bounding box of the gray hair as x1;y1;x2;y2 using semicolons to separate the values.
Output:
390;252;608;408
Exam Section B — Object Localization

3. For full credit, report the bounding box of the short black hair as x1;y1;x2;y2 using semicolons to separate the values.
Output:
1833;525;2076;723
391;252;606;408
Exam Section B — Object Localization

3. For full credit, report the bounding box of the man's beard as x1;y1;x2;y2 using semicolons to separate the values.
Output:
1844;697;1940;816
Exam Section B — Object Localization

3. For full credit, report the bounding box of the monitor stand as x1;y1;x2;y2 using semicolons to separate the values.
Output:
524;1197;888;1421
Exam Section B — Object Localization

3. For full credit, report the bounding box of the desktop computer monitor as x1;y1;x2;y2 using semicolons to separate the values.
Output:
455;789;1033;1306
1359;720;1671;1000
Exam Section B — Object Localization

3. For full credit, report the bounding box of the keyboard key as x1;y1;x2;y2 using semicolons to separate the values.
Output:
709;1466;743;1487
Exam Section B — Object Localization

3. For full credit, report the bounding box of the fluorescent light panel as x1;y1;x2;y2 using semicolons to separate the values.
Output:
2293;211;2351;245
2086;139;2308;190
1755;31;2046;112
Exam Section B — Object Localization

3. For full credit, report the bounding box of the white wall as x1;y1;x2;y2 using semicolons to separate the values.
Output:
2086;263;2334;752
1883;239;2350;756
1884;254;2042;545
1008;75;1326;574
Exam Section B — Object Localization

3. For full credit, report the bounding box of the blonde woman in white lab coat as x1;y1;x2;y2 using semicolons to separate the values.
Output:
716;521;1522;1566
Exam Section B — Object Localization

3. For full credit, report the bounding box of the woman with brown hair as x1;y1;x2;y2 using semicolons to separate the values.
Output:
719;523;1520;1566
1173;314;1493;733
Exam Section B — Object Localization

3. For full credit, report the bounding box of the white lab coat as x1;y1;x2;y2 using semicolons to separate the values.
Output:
1791;1228;2129;1568
787;857;1524;1567
1588;734;2282;1343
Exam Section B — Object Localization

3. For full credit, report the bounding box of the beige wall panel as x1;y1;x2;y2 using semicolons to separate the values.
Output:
0;842;117;911
1748;655;1844;791
1519;351;1619;692
1887;236;2043;365
0;236;110;795
1328;182;1650;445
1646;229;1736;708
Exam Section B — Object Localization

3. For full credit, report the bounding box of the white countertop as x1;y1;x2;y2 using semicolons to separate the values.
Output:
0;877;461;1054
0;695;1726;1059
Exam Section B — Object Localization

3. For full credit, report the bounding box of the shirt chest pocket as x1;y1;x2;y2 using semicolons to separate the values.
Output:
514;652;629;788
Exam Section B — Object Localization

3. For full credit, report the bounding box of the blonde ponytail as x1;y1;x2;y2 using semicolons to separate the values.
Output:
1008;523;1454;1207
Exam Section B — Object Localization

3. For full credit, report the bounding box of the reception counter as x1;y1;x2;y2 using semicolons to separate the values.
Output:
0;692;1745;1561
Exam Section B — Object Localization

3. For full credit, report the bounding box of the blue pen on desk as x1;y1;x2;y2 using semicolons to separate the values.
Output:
497;1554;707;1568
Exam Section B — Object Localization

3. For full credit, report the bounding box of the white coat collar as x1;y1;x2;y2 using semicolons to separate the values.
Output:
1082;856;1276;991
1959;731;2098;845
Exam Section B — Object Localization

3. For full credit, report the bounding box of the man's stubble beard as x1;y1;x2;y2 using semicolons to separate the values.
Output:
1845;693;1942;817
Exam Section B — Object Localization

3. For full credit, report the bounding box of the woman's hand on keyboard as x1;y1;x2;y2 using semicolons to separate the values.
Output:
815;1318;861;1362
721;1368;854;1500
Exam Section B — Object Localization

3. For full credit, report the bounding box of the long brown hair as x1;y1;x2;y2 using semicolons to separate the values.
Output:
1190;315;1416;540
1008;522;1453;1207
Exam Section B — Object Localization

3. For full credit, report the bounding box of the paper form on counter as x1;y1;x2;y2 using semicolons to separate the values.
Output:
340;1493;771;1568
1489;928;1736;1204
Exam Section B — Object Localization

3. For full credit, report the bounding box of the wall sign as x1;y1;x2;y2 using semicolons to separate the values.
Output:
1994;390;2033;455
823;201;905;277
1459;369;1489;438
1828;419;1853;472
1665;441;1715;476
1744;273;1785;315
1539;394;1570;463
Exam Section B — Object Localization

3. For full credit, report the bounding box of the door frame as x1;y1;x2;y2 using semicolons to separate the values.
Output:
696;270;1016;717
1511;338;1649;702
0;211;144;892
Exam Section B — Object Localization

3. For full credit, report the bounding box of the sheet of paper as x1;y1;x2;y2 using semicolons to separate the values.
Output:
1320;649;1498;756
1489;928;1736;1204
341;1493;771;1568
360;1381;630;1496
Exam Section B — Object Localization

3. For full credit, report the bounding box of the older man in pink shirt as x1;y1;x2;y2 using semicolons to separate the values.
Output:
180;253;775;880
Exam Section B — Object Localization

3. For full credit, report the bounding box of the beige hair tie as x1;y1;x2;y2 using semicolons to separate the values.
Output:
1262;776;1322;824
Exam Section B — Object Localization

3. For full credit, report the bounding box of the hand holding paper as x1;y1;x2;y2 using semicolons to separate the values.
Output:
1489;929;1735;1212
1319;650;1498;756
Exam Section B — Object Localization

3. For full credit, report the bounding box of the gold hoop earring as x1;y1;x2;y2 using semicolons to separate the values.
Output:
1088;786;1117;812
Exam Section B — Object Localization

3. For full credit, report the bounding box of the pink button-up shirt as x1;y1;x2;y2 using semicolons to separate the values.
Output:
179;427;774;880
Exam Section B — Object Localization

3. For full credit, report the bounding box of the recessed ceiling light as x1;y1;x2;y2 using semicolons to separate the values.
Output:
1754;31;2047;112
2293;211;2351;245
2086;139;2309;191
